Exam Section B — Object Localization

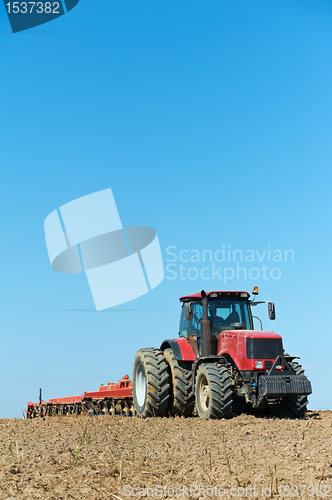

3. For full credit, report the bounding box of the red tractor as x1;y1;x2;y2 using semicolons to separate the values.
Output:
132;288;312;419
26;288;312;419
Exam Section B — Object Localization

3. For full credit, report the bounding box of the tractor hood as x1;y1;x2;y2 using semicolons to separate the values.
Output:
217;329;283;371
236;330;282;340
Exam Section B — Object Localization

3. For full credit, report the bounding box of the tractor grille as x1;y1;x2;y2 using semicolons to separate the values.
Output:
246;338;283;360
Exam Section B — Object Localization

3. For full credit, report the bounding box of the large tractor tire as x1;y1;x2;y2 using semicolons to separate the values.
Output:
133;348;170;418
164;348;195;417
283;361;309;418
195;363;233;419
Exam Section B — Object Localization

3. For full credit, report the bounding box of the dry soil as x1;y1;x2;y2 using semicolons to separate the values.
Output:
0;411;331;500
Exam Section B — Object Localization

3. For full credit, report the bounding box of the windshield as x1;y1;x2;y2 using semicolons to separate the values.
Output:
208;299;251;332
179;298;251;339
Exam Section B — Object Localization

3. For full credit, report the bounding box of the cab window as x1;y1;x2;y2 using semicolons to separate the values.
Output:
179;302;203;338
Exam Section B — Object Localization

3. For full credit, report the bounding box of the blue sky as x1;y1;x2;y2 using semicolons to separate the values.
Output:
1;0;331;417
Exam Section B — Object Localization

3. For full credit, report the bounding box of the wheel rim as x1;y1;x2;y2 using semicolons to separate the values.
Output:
135;362;147;407
199;375;210;412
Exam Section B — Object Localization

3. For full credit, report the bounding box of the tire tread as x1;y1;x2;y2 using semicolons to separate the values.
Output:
133;348;170;418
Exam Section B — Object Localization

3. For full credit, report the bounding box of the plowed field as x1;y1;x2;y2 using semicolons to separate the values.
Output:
0;412;331;500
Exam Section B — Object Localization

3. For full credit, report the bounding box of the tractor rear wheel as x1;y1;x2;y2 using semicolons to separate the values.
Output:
164;348;195;417
133;348;170;418
195;363;233;419
283;361;308;417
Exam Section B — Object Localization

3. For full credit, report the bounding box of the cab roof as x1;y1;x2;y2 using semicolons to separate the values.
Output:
179;291;250;302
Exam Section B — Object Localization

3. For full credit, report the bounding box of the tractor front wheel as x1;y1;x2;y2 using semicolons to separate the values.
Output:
283;361;309;417
133;348;170;418
195;363;233;420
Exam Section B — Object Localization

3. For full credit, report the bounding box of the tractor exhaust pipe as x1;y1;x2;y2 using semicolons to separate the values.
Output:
201;290;211;357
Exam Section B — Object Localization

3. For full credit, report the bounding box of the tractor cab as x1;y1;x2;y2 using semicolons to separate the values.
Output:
179;291;253;355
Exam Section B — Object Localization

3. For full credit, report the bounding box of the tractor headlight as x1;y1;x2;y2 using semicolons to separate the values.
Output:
255;361;263;369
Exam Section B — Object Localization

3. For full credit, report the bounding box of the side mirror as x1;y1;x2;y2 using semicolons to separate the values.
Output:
268;302;276;320
184;302;193;321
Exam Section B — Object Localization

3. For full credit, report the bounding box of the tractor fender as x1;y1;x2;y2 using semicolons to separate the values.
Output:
160;338;196;361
